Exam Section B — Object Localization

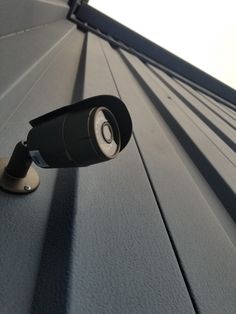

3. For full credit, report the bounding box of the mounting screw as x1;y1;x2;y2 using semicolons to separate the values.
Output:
24;185;32;192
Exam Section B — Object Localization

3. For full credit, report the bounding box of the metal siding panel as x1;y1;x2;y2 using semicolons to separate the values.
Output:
68;33;195;314
0;6;235;313
174;79;236;130
120;53;236;203
0;27;85;314
147;66;236;165
98;41;236;313
149;66;236;151
0;20;75;130
0;0;68;37
199;91;236;119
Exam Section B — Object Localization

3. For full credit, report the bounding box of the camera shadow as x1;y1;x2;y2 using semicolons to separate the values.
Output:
71;33;87;104
31;168;78;314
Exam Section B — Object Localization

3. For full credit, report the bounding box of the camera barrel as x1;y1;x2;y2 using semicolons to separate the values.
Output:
27;107;121;168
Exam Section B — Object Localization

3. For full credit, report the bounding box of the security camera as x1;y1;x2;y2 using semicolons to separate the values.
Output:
0;95;132;194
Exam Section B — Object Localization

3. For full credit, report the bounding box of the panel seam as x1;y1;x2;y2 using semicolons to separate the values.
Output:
100;37;199;314
132;134;199;313
147;66;236;157
0;26;75;135
0;19;69;41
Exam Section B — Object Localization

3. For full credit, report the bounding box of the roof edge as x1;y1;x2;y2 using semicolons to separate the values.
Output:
73;3;236;108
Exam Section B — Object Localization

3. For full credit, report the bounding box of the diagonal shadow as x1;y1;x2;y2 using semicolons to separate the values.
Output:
71;32;87;104
119;52;236;223
31;31;87;313
31;168;78;314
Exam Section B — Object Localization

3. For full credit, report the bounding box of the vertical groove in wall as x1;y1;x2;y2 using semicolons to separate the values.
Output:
132;133;200;314
147;65;236;152
68;32;196;314
173;79;236;130
119;50;235;218
71;32;88;102
100;38;199;313
98;39;236;314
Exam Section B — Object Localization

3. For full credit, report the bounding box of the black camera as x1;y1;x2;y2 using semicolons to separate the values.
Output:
27;95;132;167
0;95;132;193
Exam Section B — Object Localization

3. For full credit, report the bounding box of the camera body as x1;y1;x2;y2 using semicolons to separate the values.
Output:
0;95;132;194
27;95;132;168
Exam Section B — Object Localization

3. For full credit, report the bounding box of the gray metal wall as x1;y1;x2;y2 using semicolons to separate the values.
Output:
0;6;235;314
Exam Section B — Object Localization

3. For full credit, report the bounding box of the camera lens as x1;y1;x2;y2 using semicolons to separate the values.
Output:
102;122;113;144
90;107;121;159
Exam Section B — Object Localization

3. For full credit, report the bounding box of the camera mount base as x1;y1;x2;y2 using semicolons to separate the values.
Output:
0;158;39;194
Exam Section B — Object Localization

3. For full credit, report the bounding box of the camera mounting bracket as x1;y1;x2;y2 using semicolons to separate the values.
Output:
0;142;39;194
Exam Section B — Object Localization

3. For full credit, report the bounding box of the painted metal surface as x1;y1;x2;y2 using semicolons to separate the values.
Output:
0;2;235;313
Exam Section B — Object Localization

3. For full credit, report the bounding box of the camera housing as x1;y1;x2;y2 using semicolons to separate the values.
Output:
27;95;132;168
0;95;132;193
